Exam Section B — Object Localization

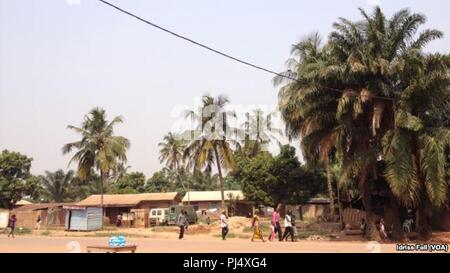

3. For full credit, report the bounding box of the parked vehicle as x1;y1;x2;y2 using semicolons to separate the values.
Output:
168;205;197;225
149;208;169;226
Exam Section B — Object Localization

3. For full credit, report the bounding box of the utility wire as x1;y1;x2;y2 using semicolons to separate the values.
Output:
98;0;394;101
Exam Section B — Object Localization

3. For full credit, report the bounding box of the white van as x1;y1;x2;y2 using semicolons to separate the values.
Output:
149;208;169;226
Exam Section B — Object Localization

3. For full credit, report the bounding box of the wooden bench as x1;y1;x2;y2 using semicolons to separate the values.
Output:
86;245;137;253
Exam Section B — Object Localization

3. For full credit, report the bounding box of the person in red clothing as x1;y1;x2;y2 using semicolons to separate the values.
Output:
272;208;282;241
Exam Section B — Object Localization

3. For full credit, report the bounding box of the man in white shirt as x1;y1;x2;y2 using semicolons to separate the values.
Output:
220;211;229;240
281;210;294;242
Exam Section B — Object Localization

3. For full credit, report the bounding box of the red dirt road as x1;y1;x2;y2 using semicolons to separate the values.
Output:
0;235;417;253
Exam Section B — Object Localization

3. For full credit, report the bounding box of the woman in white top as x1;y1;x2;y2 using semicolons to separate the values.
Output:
220;211;229;240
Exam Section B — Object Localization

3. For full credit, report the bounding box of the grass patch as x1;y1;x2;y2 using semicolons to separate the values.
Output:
40;230;52;236
295;229;332;240
150;226;178;232
15;227;32;235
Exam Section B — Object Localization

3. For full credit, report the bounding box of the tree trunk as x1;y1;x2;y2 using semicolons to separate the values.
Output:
298;205;304;221
325;158;336;221
416;190;431;240
100;170;105;217
360;168;381;241
389;191;405;241
336;182;344;229
412;135;432;240
213;145;226;212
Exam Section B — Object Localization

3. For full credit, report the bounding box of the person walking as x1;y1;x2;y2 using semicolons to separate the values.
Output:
177;210;189;239
7;214;17;238
36;215;41;231
268;221;276;241
272;208;282;241
220;211;229;240
291;213;297;242
379;218;388;239
281;210;294;242
116;213;123;227
251;210;265;242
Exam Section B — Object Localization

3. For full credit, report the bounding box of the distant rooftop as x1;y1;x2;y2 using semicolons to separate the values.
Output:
182;191;245;202
76;192;180;207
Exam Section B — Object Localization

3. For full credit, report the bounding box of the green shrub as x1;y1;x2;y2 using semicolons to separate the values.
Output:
15;227;32;235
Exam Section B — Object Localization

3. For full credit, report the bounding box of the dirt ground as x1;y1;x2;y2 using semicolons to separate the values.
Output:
0;235;403;253
1;216;448;253
0;232;449;253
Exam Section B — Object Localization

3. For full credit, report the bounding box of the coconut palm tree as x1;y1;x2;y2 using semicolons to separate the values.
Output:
239;109;282;158
159;132;185;171
158;132;191;201
41;170;76;202
62;107;130;210
183;95;237;210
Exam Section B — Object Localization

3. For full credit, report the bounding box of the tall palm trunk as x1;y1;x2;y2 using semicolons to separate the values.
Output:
100;170;105;217
360;168;381;241
325;157;336;221
336;181;344;228
389;190;405;241
213;145;226;211
412;135;431;240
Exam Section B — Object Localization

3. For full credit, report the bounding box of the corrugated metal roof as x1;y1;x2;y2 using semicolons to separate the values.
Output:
182;191;245;202
16;199;33;206
14;203;72;211
76;192;179;207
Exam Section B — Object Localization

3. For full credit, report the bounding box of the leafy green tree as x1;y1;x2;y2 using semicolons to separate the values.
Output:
145;169;175;193
109;172;146;194
187;171;219;191
240;145;326;206
224;175;241;191
0;150;38;208
63;107;130;209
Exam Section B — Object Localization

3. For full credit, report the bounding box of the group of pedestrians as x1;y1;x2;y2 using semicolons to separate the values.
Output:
268;208;296;242
176;208;297;242
249;208;297;242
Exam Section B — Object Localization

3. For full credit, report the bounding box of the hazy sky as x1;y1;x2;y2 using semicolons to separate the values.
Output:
1;0;449;177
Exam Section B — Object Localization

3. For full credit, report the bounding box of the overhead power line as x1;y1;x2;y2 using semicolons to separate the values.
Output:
98;0;394;101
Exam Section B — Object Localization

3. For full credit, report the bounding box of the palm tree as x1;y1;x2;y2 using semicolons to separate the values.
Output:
383;53;450;239
41;170;76;202
276;6;444;240
112;162;131;183
62;107;130;210
158;132;190;201
331;7;446;240
159;132;185;171
275;33;342;223
239;109;282;157
183;95;237;210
